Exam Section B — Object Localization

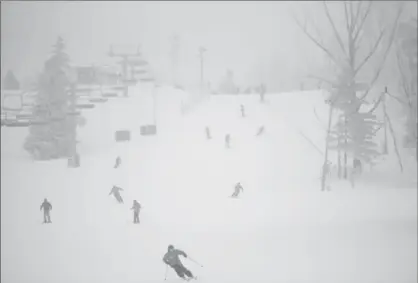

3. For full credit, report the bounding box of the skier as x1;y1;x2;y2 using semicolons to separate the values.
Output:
353;158;362;175
225;134;230;149
205;126;211;140
40;198;52;223
231;182;244;198
114;156;121;168
240;104;245;117
255;125;265;136
109;185;124;203
259;83;266;102
163;245;196;281
131;200;142;224
350;158;363;188
320;161;332;191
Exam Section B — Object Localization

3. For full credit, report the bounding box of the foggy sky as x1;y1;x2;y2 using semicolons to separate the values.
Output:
1;1;415;89
1;1;321;87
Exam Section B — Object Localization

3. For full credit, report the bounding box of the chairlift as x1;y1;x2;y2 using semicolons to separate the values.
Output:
74;87;94;93
49;116;67;121
122;78;137;85
22;101;34;107
140;78;154;82
128;58;148;67
89;97;108;103
4;120;31;127
2;106;21;112
76;103;95;109
102;92;119;98
30;120;49;125
66;111;81;116
111;86;125;91
133;69;148;75
16;113;34;120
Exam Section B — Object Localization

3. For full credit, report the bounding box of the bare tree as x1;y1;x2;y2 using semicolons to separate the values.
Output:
293;1;404;189
394;19;417;161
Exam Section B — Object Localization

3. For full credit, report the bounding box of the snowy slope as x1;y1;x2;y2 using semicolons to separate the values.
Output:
1;86;416;283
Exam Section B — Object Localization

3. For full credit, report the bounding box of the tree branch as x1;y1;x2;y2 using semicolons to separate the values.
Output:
292;13;341;67
354;28;386;75
395;47;414;107
384;109;404;172
323;1;347;56
387;89;409;105
358;3;404;101
367;92;384;113
354;30;365;53
344;2;352;35
353;1;373;42
351;1;363;34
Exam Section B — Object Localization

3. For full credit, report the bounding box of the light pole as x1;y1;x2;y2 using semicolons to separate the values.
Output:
171;34;180;86
198;46;207;95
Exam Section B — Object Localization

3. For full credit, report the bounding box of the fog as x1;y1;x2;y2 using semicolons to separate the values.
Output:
2;1;416;91
1;1;327;89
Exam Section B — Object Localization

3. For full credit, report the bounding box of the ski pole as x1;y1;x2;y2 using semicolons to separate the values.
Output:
164;264;168;280
187;256;203;267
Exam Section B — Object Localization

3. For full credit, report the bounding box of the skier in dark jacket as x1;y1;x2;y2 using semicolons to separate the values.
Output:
205;126;211;140
255;125;265;136
114;156;121;168
231;182;244;198
131;200;141;224
225;134;230;149
40;198;52;223
163;245;196;281
259;83;266;102
109;186;124;203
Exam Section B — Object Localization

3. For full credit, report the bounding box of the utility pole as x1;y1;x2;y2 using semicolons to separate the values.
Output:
198;46;207;95
171;34;180;86
108;44;142;97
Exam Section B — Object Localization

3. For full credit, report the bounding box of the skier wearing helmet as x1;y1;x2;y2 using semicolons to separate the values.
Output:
163;245;196;281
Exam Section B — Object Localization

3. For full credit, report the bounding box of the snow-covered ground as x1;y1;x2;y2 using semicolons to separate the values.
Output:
1;84;417;283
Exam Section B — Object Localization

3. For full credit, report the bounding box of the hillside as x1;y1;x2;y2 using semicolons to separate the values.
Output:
1;85;416;283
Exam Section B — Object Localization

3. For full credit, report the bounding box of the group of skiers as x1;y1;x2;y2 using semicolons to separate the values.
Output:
39;145;247;280
39;199;198;281
205;104;266;149
109;156;143;224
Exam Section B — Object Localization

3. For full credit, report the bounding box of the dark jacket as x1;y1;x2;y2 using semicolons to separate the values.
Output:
131;202;141;213
40;201;52;212
163;249;187;266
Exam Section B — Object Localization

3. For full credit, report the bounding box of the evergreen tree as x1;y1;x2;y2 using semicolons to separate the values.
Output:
326;67;382;178
218;69;237;94
3;70;20;90
24;37;77;160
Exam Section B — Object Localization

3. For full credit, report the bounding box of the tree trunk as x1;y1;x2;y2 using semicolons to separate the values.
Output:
382;94;388;154
384;109;404;172
321;104;334;191
344;116;348;179
338;136;342;179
